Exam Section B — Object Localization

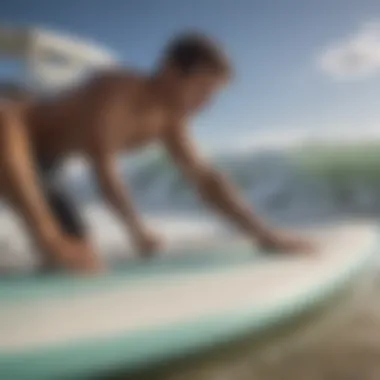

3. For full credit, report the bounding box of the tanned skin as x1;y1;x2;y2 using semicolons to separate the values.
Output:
0;64;312;273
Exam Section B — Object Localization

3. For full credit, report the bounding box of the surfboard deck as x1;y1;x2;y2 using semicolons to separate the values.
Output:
0;222;377;379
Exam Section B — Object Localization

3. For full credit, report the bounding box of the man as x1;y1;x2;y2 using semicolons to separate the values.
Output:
0;32;311;273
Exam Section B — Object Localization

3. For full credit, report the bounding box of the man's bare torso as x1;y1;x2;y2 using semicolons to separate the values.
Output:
24;70;178;163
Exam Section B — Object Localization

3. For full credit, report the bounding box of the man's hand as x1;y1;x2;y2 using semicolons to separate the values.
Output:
45;238;105;274
132;228;163;258
256;229;315;254
163;125;316;256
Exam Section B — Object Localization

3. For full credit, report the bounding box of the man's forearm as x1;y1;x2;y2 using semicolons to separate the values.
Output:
196;169;270;236
1;114;62;249
6;167;61;246
97;173;144;234
163;126;273;241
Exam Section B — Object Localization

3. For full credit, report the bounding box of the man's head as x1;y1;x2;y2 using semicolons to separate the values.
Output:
159;32;232;112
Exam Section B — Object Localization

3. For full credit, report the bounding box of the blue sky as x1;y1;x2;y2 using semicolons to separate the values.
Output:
2;0;380;149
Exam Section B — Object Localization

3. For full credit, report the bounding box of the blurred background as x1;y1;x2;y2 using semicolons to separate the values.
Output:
2;0;380;379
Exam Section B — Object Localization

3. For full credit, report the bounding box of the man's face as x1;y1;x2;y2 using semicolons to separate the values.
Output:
177;70;226;112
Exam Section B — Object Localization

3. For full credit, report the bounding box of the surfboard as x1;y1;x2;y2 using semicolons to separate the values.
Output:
0;221;377;379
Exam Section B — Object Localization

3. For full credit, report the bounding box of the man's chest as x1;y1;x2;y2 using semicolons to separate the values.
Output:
102;102;173;151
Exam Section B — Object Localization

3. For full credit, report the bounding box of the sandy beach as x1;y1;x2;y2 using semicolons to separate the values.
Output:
149;269;380;380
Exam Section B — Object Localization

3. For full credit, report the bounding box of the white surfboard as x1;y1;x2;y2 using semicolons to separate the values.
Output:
0;222;377;379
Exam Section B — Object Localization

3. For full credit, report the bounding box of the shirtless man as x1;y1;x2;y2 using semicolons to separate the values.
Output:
0;33;311;273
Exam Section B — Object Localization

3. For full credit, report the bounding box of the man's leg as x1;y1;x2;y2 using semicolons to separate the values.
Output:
36;158;87;239
36;160;97;270
45;185;87;238
43;184;104;272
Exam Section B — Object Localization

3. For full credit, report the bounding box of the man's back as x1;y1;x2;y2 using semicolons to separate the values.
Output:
25;71;125;159
24;68;176;163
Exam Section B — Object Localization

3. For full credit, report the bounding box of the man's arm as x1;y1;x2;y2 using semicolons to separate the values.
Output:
0;108;63;249
87;81;160;254
93;152;143;235
163;125;270;238
91;151;160;255
163;125;312;252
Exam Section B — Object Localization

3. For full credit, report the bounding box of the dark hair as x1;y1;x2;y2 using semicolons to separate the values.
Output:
162;32;231;77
